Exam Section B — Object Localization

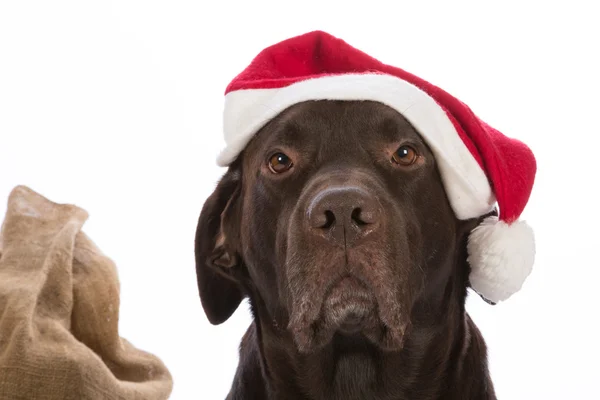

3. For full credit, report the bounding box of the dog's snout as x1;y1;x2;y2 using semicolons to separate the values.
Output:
307;186;381;246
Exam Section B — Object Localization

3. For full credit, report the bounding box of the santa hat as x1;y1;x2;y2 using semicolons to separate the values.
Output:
217;30;537;304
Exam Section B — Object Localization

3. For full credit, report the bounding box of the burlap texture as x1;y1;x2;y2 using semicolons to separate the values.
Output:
0;186;173;400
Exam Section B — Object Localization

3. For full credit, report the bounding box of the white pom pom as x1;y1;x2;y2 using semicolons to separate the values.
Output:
467;215;536;303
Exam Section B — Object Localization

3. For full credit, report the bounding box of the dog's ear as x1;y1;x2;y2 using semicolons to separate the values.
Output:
195;165;245;325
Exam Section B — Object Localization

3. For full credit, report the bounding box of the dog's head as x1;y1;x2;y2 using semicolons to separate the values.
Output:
195;100;485;352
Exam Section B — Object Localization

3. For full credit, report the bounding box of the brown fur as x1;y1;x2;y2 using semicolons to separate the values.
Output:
195;101;497;399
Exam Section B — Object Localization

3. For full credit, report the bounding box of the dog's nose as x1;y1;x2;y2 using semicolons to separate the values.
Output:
307;186;381;246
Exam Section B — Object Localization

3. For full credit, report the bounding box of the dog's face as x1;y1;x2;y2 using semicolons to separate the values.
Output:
196;100;479;353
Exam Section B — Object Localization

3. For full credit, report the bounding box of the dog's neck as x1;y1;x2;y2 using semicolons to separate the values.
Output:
228;284;496;400
230;286;496;400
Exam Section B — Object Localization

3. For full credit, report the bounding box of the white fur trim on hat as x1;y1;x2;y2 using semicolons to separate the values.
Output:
467;215;536;303
220;73;495;221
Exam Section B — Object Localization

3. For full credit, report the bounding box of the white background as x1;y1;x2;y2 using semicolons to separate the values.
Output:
1;1;599;399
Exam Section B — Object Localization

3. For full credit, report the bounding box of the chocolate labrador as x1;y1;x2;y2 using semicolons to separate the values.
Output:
195;100;497;399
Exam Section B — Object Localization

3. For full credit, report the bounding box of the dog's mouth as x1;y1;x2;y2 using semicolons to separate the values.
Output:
288;275;407;353
321;276;377;333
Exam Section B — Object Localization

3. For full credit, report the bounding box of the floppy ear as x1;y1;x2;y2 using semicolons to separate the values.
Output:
195;166;245;325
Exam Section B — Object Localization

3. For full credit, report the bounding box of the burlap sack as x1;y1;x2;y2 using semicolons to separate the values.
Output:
0;186;173;400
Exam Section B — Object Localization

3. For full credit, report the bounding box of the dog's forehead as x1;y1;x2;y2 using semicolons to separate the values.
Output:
250;100;423;151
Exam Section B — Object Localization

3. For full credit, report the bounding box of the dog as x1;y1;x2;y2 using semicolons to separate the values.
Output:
195;100;498;400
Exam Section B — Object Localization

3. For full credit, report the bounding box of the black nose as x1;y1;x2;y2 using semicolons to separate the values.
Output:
307;186;381;246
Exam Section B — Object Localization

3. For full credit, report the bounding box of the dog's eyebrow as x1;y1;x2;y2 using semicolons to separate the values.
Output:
263;118;307;147
374;113;420;143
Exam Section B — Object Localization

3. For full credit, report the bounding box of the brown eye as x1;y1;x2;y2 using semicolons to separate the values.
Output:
392;145;418;166
268;152;293;173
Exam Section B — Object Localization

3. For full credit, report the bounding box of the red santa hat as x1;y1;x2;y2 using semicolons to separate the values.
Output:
217;30;537;304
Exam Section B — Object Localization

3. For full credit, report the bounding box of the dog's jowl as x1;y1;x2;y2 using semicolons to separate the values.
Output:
195;31;536;400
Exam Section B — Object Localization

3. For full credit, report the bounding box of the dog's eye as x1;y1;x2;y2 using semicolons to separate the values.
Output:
268;152;293;173
392;145;418;166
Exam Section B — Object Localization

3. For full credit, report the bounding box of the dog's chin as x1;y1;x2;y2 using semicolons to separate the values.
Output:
289;277;407;353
